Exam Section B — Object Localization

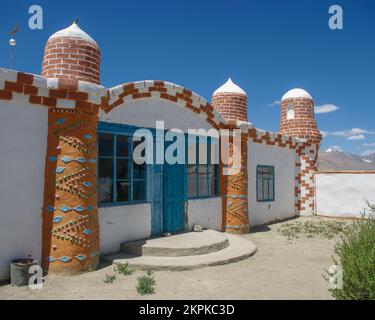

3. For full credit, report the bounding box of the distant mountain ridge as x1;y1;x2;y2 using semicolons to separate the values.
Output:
318;150;375;172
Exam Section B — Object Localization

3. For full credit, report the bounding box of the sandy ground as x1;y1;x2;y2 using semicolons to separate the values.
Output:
0;217;337;300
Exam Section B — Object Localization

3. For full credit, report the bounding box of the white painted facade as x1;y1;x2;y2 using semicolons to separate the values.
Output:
99;204;152;254
0;101;48;280
315;173;375;218
187;197;222;231
100;98;213;132
247;140;296;226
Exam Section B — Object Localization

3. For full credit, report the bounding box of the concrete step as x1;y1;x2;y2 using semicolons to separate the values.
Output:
120;230;229;257
102;234;257;271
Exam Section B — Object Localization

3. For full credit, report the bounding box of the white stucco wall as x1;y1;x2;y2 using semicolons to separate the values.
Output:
187;197;222;231
315;173;375;218
100;98;213;132
99;203;152;254
248;140;296;226
0;100;48;280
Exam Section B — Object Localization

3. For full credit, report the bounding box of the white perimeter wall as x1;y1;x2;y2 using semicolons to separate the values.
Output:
99;204;152;254
248;140;296;226
187;197;222;231
0;101;48;280
315;173;375;218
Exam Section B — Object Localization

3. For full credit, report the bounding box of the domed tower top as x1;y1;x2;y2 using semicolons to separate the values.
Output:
279;88;321;143
211;78;248;122
41;19;100;84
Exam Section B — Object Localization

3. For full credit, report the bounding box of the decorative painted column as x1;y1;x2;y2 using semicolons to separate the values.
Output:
220;132;249;233
212;78;250;234
40;20;102;274
42;108;99;274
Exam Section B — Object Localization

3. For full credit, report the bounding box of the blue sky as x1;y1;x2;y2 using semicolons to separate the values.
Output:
1;0;374;155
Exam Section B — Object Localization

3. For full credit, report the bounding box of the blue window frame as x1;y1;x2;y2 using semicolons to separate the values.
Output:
98;129;147;205
187;136;219;198
256;165;275;202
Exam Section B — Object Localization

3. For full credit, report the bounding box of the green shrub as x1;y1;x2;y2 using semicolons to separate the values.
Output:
103;273;116;284
114;263;133;276
136;271;156;295
328;201;375;300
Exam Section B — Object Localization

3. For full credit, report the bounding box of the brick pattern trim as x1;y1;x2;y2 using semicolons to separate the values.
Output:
103;80;227;130
0;68;106;113
41;36;100;84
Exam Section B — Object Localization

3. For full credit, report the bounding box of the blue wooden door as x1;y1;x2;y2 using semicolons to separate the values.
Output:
163;163;185;233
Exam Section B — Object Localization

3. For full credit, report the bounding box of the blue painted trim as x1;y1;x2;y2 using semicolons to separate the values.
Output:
98;121;148;207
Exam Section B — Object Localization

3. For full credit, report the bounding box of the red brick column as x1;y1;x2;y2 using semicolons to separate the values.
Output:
212;88;249;234
279;96;322;216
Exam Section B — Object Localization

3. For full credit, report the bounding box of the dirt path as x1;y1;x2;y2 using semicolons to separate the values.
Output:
0;217;338;299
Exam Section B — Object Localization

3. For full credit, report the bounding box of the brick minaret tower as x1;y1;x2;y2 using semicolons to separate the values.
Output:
212;78;249;234
279;88;322;216
41;21;101;275
211;78;247;121
42;19;100;84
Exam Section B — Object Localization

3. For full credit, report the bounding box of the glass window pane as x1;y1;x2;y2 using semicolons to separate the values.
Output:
99;158;113;179
133;180;146;201
98;176;113;203
263;179;269;200
187;164;197;174
116;135;129;157
188;174;197;198
198;164;207;177
116;159;129;179
99;133;113;156
198;179;208;197
269;179;274;200
208;175;218;195
116;181;129;202
257;177;263;201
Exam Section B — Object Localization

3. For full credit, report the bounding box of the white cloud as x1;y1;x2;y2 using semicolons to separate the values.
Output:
346;134;366;140
326;145;343;152
269;100;281;106
361;149;375;156
363;142;375;147
325;128;375;138
314;104;340;114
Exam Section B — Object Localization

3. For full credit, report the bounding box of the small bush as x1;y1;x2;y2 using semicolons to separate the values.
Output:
328;201;375;300
103;274;116;284
114;263;133;276
136;271;156;295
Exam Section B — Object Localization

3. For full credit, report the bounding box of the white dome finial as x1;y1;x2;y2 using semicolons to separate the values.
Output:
281;88;313;101
213;78;246;96
49;20;97;45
